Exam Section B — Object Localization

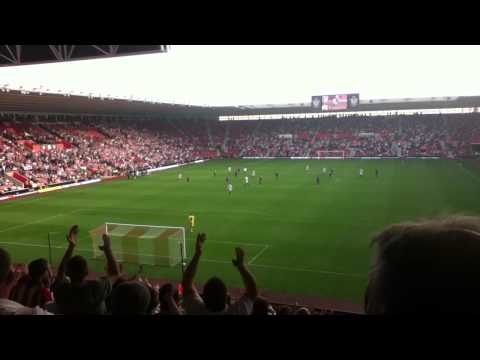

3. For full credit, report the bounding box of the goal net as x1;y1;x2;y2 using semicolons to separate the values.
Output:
315;150;345;159
89;223;186;267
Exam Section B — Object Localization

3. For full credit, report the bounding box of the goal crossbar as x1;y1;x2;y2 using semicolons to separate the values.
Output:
105;222;185;230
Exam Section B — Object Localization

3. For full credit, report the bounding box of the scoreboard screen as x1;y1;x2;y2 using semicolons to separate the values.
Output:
311;93;360;111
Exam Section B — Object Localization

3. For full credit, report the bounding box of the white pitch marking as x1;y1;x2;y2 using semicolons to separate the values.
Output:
0;241;178;260
0;241;366;279
199;256;365;278
0;241;92;253
248;245;270;265
0;209;82;234
250;262;365;278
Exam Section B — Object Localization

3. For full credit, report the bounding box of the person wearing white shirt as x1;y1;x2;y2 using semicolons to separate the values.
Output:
0;248;52;315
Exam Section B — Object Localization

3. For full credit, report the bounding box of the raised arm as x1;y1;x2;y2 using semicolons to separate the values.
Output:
99;234;120;279
232;248;258;299
55;225;78;282
182;233;205;295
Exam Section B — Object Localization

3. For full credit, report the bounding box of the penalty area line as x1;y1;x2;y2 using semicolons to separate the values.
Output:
248;245;270;265
197;256;365;279
0;209;83;234
0;241;92;253
0;241;366;279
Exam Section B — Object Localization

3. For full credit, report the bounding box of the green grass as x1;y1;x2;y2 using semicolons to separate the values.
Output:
1;159;480;304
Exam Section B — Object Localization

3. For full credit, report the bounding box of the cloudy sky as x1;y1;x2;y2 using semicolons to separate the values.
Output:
0;45;479;107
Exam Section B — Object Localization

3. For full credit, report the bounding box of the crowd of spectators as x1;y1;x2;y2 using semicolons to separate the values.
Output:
0;227;268;315
226;113;480;158
1;113;480;194
0;117;217;193
2;214;480;315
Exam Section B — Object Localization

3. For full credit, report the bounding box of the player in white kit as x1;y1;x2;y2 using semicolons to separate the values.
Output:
245;176;249;185
227;183;233;195
359;168;364;177
252;170;256;177
322;167;327;174
228;167;232;173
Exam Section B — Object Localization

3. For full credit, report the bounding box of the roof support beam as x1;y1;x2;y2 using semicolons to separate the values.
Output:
48;45;63;61
0;45;169;67
4;45;18;63
0;46;18;64
15;45;21;64
67;45;75;60
91;45;110;56
108;45;119;55
0;53;15;64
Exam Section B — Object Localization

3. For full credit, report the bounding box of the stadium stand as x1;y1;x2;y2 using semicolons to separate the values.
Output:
2;112;480;195
3;215;480;315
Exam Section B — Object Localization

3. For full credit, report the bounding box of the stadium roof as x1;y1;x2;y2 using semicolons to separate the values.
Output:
1;90;480;119
0;89;221;119
1;45;480;119
0;45;169;67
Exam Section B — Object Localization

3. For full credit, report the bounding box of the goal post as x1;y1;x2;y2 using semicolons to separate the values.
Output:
89;223;186;267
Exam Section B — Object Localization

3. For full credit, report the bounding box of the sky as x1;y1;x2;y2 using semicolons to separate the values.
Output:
0;45;480;107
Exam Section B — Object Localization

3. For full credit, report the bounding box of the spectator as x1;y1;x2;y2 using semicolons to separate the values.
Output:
109;281;151;315
277;305;292;315
52;225;120;315
158;283;183;315
365;215;480;314
182;233;258;315
10;258;53;309
295;307;311;315
252;297;276;315
0;248;51;315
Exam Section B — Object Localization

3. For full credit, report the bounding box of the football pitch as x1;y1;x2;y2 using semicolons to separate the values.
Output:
1;159;480;304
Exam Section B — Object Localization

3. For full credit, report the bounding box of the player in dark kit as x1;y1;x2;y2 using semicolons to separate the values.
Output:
375;168;379;178
316;175;320;185
213;170;216;177
226;176;229;183
259;176;263;185
275;172;279;180
186;177;190;183
329;169;334;178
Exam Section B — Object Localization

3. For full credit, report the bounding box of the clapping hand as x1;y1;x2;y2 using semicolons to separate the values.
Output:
195;233;206;256
232;247;245;268
66;225;79;247
99;233;111;252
